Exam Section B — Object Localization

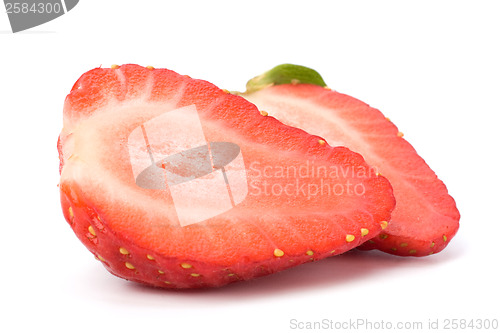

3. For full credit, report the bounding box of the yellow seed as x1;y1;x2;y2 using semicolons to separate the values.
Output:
385;117;391;122
190;273;200;277
146;254;155;260
330;250;336;254
397;131;404;138
409;249;417;254
88;226;96;236
119;247;129;255
376;172;381;176
361;228;369;237
443;235;448;242
111;64;120;69
306;250;314;256
429;251;434;255
346;234;355;242
146;65;155;70
158;270;165;274
125;262;135;270
318;139;326;145
181;263;192;269
260;110;268;116
97;255;106;262
379;234;388;239
430;242;435;248
380;221;388;229
324;86;331;90
400;242;408;247
164;281;171;284
68;207;74;219
391;247;397;251
227;273;235;277
222;89;230;94
274;248;284;257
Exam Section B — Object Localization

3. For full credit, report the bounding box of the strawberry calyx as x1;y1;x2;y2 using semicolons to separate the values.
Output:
245;64;327;93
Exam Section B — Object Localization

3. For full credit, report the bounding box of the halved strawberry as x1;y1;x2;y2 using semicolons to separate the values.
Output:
58;64;395;288
241;64;460;257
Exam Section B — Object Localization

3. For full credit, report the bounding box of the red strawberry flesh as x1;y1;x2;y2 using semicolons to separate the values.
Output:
58;64;395;288
241;64;460;257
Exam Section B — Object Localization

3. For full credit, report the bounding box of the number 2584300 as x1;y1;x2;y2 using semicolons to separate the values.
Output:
5;2;63;14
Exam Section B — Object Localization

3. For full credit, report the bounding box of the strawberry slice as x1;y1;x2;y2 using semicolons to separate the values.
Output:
241;64;460;257
58;64;395;288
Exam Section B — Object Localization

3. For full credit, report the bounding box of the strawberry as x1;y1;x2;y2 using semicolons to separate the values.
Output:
58;64;395;288
241;64;460;257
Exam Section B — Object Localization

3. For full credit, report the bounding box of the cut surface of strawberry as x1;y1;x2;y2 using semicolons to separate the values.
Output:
58;64;395;288
241;64;460;257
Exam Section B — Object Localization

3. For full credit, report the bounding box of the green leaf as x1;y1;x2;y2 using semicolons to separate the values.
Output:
245;64;327;93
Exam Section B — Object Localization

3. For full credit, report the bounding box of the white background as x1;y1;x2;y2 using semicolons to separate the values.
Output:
1;1;499;332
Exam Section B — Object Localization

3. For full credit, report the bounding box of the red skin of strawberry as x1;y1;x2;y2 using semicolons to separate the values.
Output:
242;69;460;257
58;64;395;288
